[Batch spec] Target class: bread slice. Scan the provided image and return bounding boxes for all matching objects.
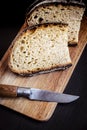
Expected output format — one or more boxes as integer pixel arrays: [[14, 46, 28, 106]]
[[8, 23, 72, 76], [26, 0, 85, 46]]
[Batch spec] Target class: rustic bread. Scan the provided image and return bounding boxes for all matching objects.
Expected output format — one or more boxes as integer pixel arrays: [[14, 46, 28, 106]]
[[26, 0, 85, 45], [8, 23, 72, 76]]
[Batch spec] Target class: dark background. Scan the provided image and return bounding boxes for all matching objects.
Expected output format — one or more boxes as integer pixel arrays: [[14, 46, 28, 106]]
[[0, 1, 87, 130]]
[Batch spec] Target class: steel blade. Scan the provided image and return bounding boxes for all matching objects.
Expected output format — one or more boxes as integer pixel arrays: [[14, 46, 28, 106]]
[[29, 88, 79, 103]]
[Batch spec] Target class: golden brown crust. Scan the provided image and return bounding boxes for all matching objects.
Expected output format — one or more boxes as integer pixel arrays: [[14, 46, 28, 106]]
[[9, 62, 72, 77]]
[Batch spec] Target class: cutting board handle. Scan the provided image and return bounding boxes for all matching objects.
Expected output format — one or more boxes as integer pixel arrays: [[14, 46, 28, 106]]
[[0, 84, 18, 97]]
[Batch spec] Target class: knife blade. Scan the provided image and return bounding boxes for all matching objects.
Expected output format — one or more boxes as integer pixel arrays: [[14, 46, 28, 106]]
[[0, 84, 79, 103]]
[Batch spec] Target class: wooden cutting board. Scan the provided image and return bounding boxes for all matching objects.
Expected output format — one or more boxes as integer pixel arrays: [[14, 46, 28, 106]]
[[0, 16, 87, 121]]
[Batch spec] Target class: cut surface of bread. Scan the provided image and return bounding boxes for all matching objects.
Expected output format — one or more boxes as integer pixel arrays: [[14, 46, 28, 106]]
[[8, 23, 72, 76], [26, 0, 85, 45]]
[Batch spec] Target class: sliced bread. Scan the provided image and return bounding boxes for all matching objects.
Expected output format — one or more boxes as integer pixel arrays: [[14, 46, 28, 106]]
[[8, 23, 72, 76], [26, 0, 85, 45]]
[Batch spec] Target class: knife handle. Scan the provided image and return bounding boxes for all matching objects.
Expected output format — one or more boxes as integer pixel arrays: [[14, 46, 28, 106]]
[[0, 84, 18, 97]]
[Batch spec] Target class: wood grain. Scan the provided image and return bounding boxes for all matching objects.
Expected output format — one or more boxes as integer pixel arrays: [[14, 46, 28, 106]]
[[0, 84, 17, 97], [0, 16, 87, 121]]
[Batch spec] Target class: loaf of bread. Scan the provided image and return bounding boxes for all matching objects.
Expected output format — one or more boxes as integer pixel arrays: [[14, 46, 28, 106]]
[[8, 23, 72, 76], [26, 0, 85, 45]]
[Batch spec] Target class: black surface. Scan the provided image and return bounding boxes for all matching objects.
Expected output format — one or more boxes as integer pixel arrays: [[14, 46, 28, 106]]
[[0, 1, 87, 130]]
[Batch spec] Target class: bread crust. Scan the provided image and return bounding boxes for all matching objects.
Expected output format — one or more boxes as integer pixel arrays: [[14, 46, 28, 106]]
[[26, 0, 85, 19], [9, 62, 72, 77]]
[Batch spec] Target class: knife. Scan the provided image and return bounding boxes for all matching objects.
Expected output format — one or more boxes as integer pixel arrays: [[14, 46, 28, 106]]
[[0, 84, 79, 103]]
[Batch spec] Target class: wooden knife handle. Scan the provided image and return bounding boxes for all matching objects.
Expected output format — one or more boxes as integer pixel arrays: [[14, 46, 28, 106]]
[[0, 84, 18, 97]]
